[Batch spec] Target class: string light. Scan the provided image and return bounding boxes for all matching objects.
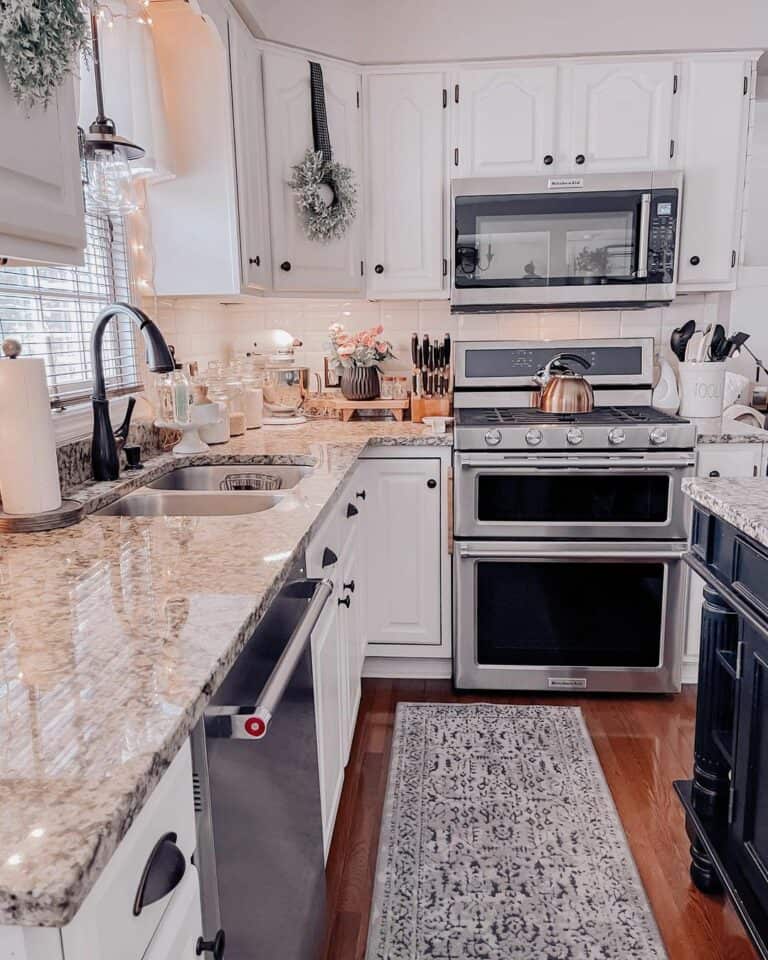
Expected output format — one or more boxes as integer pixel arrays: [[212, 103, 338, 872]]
[[92, 1, 153, 28]]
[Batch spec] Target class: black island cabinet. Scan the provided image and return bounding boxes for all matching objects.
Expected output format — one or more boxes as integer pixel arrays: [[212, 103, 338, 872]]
[[676, 506, 768, 959]]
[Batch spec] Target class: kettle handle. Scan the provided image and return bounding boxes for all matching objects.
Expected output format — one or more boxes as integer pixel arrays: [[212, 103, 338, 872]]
[[550, 352, 591, 371]]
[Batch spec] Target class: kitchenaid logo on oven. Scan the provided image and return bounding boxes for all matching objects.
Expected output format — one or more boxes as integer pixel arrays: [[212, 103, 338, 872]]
[[548, 177, 584, 190]]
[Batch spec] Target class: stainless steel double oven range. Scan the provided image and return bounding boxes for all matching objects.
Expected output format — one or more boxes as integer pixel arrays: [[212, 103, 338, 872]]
[[453, 338, 696, 694]]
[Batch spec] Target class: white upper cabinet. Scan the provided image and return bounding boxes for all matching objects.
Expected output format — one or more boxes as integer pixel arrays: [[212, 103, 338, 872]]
[[229, 16, 271, 290], [676, 58, 750, 291], [454, 66, 558, 177], [0, 72, 85, 265], [366, 72, 446, 299], [561, 61, 676, 172], [263, 50, 363, 294]]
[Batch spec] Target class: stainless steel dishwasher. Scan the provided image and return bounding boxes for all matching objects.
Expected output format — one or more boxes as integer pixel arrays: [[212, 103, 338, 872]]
[[191, 564, 333, 960]]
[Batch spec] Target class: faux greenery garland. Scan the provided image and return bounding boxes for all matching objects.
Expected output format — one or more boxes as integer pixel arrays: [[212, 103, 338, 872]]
[[289, 149, 357, 243], [0, 0, 91, 109]]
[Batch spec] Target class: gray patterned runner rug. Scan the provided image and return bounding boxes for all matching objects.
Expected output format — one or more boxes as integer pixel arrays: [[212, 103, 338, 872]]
[[365, 703, 667, 960]]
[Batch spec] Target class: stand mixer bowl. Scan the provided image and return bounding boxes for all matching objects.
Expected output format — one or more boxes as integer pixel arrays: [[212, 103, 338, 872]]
[[262, 365, 310, 418]]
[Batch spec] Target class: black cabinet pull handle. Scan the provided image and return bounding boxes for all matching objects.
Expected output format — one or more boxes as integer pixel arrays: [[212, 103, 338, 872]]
[[343, 580, 355, 593], [338, 595, 351, 608], [346, 503, 358, 518], [196, 930, 226, 960], [133, 832, 186, 916], [355, 490, 366, 500], [709, 470, 720, 477], [248, 256, 260, 266], [690, 255, 701, 266], [280, 261, 291, 271], [321, 547, 338, 568], [575, 154, 585, 165], [543, 154, 554, 165], [374, 264, 384, 274], [427, 478, 437, 489]]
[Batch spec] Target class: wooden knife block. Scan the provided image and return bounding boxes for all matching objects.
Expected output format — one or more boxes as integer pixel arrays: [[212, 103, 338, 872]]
[[410, 395, 452, 423]]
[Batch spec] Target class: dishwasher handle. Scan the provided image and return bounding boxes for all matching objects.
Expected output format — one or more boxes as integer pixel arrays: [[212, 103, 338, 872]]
[[206, 578, 333, 740]]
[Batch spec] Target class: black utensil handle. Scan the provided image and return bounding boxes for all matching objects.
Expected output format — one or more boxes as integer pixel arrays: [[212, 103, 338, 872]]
[[133, 832, 186, 916]]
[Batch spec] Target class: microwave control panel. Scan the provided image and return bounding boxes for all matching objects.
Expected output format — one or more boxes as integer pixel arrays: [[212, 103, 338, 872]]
[[647, 189, 679, 284]]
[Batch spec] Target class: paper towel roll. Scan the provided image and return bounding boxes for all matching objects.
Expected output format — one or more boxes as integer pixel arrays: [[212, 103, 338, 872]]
[[0, 358, 62, 515]]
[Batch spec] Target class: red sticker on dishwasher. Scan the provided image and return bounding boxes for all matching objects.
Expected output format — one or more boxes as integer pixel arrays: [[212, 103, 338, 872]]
[[244, 716, 267, 738]]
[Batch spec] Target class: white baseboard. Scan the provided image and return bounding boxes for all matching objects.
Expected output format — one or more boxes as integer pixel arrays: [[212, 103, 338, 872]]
[[682, 659, 699, 686], [363, 656, 453, 680]]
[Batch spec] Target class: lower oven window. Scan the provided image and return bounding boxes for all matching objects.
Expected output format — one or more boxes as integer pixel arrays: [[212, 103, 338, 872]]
[[476, 560, 664, 667], [477, 474, 670, 523]]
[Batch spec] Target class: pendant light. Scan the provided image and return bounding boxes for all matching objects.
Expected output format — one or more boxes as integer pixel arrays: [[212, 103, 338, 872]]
[[82, 11, 145, 214]]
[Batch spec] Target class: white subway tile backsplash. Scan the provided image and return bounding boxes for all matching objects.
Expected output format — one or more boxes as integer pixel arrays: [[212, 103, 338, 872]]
[[578, 311, 621, 339], [539, 312, 580, 340]]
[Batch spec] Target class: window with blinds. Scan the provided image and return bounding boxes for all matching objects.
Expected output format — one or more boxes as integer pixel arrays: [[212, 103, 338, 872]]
[[0, 208, 138, 407]]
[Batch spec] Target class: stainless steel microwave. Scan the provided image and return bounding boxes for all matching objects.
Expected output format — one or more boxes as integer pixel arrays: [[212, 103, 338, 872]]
[[451, 171, 683, 312]]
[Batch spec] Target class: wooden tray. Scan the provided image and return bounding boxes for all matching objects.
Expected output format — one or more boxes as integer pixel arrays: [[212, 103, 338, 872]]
[[308, 395, 410, 422]]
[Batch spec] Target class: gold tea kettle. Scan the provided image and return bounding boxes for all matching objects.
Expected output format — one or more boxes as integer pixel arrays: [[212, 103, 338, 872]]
[[536, 353, 594, 413]]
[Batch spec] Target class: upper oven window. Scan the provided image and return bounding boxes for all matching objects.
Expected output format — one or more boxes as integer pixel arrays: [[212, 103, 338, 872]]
[[477, 474, 670, 524], [455, 189, 645, 288]]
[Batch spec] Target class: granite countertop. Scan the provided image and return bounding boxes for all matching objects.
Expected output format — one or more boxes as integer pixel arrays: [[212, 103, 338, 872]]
[[683, 476, 768, 549], [696, 420, 768, 444], [0, 420, 449, 928]]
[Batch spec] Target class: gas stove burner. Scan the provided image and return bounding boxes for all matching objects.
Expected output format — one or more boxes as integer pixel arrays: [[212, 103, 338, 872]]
[[458, 405, 690, 428]]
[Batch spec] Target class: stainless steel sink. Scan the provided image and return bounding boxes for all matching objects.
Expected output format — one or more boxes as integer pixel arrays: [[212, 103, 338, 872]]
[[95, 491, 282, 517], [146, 465, 313, 492]]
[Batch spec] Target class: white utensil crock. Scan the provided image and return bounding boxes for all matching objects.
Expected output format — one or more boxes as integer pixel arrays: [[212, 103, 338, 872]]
[[678, 361, 726, 419]]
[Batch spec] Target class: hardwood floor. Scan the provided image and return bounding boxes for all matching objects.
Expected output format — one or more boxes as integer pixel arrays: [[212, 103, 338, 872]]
[[323, 679, 759, 960]]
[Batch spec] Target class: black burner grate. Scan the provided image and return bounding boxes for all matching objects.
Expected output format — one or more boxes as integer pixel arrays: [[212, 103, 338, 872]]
[[457, 406, 689, 427]]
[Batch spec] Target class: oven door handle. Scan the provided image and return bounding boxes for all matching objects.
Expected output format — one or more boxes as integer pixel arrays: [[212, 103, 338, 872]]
[[457, 545, 687, 561], [457, 457, 694, 470], [636, 192, 651, 279]]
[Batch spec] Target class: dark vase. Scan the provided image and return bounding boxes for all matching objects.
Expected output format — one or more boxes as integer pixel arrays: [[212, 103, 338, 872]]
[[340, 366, 380, 401]]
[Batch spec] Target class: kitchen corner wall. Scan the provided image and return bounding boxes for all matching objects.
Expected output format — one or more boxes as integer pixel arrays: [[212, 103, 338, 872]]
[[152, 294, 729, 381]]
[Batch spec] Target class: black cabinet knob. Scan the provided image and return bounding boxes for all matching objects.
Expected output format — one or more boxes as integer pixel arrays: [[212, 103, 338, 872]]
[[321, 547, 338, 568], [196, 930, 226, 960], [280, 261, 291, 271], [343, 580, 355, 593], [709, 470, 720, 477], [133, 833, 186, 916], [338, 595, 351, 608], [346, 503, 359, 518], [374, 264, 384, 274], [427, 478, 437, 489], [543, 154, 554, 165], [690, 255, 701, 266], [355, 490, 367, 500], [248, 256, 260, 266], [575, 154, 585, 165]]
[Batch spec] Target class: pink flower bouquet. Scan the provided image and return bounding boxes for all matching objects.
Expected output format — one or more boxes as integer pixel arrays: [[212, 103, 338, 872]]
[[327, 323, 395, 371]]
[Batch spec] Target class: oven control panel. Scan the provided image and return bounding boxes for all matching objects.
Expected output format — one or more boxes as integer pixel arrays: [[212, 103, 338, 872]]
[[647, 189, 679, 285]]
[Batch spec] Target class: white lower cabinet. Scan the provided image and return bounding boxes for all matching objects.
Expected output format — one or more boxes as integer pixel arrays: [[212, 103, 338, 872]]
[[142, 868, 203, 960], [358, 458, 442, 651], [685, 443, 765, 672]]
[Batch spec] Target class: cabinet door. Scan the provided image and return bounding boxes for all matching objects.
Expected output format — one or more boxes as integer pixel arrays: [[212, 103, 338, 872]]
[[311, 600, 346, 858], [562, 61, 675, 172], [0, 74, 85, 264], [677, 59, 750, 291], [263, 51, 363, 293], [731, 621, 768, 904], [142, 869, 203, 960], [228, 16, 271, 290], [363, 459, 442, 648], [338, 545, 362, 760], [366, 72, 446, 298], [455, 66, 557, 177]]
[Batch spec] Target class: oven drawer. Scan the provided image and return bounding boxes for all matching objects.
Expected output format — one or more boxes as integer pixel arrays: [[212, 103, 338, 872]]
[[454, 452, 693, 540], [454, 540, 686, 693]]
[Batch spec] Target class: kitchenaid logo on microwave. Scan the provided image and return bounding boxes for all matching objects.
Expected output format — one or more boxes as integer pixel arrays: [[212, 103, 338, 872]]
[[547, 177, 584, 190]]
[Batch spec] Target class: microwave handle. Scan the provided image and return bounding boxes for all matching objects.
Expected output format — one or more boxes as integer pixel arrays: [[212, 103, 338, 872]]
[[636, 193, 651, 279]]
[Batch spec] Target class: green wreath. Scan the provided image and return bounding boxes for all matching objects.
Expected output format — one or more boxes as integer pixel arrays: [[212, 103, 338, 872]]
[[289, 149, 358, 243], [0, 0, 91, 109]]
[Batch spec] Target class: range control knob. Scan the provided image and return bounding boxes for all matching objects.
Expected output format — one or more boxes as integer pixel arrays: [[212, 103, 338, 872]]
[[566, 428, 583, 446], [525, 428, 543, 447], [608, 428, 626, 446], [650, 427, 669, 446], [484, 429, 502, 447]]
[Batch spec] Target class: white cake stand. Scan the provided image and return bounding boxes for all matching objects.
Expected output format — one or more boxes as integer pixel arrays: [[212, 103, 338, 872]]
[[156, 404, 221, 455]]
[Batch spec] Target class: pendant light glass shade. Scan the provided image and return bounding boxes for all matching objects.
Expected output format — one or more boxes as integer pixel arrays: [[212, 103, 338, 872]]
[[82, 12, 145, 215]]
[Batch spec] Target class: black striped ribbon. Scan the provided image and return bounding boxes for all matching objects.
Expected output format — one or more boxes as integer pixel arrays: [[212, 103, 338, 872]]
[[309, 61, 333, 163]]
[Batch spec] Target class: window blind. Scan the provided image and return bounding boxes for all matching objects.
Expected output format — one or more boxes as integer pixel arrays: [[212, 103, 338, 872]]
[[0, 208, 138, 407]]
